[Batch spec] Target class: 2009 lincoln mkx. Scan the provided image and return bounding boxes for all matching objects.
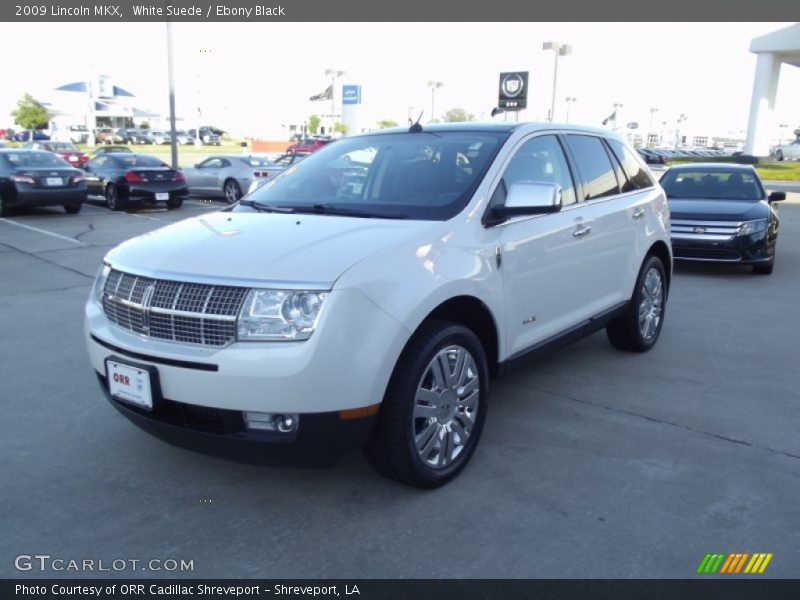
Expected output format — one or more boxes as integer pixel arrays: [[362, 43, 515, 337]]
[[85, 123, 672, 488]]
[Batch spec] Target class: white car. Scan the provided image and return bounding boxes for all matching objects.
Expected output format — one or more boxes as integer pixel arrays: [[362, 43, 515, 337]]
[[85, 123, 672, 488], [773, 137, 800, 161]]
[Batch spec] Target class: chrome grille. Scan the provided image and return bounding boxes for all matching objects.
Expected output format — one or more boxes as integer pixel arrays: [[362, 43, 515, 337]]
[[102, 269, 248, 346], [671, 219, 742, 241]]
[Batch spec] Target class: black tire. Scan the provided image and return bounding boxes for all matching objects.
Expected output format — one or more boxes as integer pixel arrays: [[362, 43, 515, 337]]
[[223, 179, 242, 204], [105, 184, 123, 211], [775, 150, 784, 162], [364, 320, 490, 488], [607, 255, 667, 352], [166, 197, 183, 210], [753, 262, 774, 275], [63, 204, 82, 214], [0, 193, 8, 217]]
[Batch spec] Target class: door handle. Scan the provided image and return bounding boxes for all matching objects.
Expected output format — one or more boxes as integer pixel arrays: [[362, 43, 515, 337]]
[[632, 207, 646, 219], [573, 224, 592, 238]]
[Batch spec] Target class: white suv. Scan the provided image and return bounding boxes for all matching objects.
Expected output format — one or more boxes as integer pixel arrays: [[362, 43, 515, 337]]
[[85, 123, 671, 488]]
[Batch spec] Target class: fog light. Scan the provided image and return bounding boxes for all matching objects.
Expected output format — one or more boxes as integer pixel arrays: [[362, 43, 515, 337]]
[[243, 411, 299, 433]]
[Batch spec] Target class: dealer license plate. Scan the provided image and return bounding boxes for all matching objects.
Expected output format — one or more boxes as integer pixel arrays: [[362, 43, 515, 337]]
[[45, 177, 63, 186], [156, 192, 169, 200], [106, 359, 153, 410]]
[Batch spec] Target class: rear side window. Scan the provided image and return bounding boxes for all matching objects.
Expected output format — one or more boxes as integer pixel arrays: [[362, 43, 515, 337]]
[[564, 135, 620, 200], [607, 138, 654, 191]]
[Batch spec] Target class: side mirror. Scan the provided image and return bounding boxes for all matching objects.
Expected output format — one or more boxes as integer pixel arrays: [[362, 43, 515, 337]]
[[492, 182, 563, 219], [768, 191, 786, 202]]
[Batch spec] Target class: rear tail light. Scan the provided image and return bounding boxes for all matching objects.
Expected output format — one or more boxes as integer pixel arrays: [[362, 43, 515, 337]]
[[124, 171, 147, 183], [11, 174, 36, 185], [172, 171, 185, 182]]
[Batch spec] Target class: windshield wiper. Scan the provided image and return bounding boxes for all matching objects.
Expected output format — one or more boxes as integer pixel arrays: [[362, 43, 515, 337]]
[[285, 203, 408, 220], [238, 199, 295, 213]]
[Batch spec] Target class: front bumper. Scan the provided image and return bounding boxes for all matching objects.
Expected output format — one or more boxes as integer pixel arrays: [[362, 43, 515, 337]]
[[671, 232, 775, 264], [97, 373, 376, 466]]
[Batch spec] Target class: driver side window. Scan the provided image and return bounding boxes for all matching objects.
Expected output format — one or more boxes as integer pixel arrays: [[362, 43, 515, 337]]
[[490, 135, 577, 210], [199, 158, 224, 169]]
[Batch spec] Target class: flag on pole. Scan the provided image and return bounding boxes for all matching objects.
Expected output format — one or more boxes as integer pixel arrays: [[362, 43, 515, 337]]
[[309, 85, 333, 102], [602, 110, 617, 126]]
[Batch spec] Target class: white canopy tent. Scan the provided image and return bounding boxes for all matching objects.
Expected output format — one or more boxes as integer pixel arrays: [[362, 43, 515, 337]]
[[744, 23, 800, 156]]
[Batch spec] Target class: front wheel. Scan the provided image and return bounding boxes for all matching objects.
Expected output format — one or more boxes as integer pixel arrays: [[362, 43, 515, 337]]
[[607, 255, 667, 352], [364, 321, 489, 488]]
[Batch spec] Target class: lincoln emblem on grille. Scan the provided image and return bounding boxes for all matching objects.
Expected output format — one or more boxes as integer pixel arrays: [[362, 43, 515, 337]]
[[140, 283, 156, 333], [693, 227, 707, 234]]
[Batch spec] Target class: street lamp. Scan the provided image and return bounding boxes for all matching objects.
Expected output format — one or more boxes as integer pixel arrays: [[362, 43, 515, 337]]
[[543, 41, 572, 122], [565, 96, 577, 123], [427, 81, 444, 122], [325, 68, 345, 134], [675, 113, 688, 149], [612, 103, 624, 130]]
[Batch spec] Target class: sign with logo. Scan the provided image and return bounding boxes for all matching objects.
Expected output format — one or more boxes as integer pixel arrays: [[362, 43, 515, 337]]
[[498, 72, 529, 110], [342, 84, 361, 105]]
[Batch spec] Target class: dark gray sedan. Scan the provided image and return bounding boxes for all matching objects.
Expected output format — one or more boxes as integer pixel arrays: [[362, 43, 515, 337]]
[[184, 154, 306, 203], [0, 149, 87, 216]]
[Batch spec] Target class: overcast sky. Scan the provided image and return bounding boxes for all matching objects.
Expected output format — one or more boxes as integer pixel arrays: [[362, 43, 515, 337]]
[[0, 22, 797, 138]]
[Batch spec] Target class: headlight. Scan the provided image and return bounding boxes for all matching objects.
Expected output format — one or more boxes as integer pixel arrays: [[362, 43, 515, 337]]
[[237, 289, 326, 341], [93, 263, 111, 302], [737, 219, 768, 236]]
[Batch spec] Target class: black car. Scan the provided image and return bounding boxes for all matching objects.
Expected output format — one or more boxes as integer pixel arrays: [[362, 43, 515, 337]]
[[121, 129, 153, 145], [661, 164, 785, 274], [84, 153, 188, 211], [0, 149, 87, 215], [92, 146, 133, 157]]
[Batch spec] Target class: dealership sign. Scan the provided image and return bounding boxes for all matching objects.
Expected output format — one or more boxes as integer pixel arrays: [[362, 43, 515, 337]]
[[498, 72, 529, 110], [342, 85, 361, 105]]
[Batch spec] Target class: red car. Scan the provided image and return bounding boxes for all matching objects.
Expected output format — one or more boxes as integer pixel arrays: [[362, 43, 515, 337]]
[[24, 141, 90, 168], [286, 136, 333, 154]]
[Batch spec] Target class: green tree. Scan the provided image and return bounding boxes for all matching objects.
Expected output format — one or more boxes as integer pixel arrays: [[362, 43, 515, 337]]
[[333, 122, 348, 135], [139, 120, 151, 129], [443, 108, 475, 123], [307, 115, 321, 135], [12, 93, 51, 141], [377, 119, 398, 129]]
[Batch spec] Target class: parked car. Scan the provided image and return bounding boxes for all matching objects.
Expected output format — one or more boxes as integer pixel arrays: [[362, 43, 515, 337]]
[[773, 137, 800, 161], [92, 146, 133, 157], [13, 130, 50, 142], [287, 136, 333, 154], [187, 128, 221, 145], [85, 122, 672, 487], [123, 129, 154, 145], [184, 155, 295, 203], [0, 149, 87, 215], [23, 141, 90, 168], [84, 153, 187, 211], [96, 128, 126, 145], [661, 163, 784, 274], [174, 130, 195, 145], [246, 153, 310, 195], [149, 130, 171, 145], [53, 124, 90, 144], [637, 148, 666, 165]]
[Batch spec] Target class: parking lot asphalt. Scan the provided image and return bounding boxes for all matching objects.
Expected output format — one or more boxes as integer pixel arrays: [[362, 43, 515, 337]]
[[1, 194, 799, 579]]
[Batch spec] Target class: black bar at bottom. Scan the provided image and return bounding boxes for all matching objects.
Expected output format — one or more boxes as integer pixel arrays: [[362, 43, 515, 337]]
[[3, 579, 800, 600]]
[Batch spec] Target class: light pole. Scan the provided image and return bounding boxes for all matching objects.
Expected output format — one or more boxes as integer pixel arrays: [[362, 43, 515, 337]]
[[565, 96, 577, 123], [325, 68, 345, 134], [427, 81, 444, 122], [166, 22, 178, 168], [612, 103, 624, 131], [648, 107, 658, 147], [675, 113, 688, 149], [543, 41, 572, 122]]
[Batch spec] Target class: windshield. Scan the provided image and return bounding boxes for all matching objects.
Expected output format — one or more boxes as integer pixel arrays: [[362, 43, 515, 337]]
[[114, 155, 169, 168], [660, 169, 764, 201], [3, 151, 69, 168], [243, 131, 507, 220]]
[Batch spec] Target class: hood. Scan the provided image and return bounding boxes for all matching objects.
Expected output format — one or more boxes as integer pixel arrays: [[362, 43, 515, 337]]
[[106, 210, 434, 288], [668, 198, 769, 222]]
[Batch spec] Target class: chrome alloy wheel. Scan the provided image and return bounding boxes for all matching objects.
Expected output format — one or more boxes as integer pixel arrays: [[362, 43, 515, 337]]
[[413, 345, 480, 469], [638, 267, 664, 342]]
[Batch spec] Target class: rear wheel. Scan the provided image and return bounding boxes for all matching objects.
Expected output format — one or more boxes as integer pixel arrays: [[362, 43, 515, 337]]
[[364, 321, 489, 488], [105, 184, 122, 211], [166, 197, 183, 210], [224, 179, 242, 204], [63, 204, 82, 214], [607, 255, 667, 352]]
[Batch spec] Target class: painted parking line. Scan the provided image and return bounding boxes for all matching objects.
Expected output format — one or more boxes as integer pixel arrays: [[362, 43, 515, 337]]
[[0, 218, 87, 247], [186, 200, 223, 209]]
